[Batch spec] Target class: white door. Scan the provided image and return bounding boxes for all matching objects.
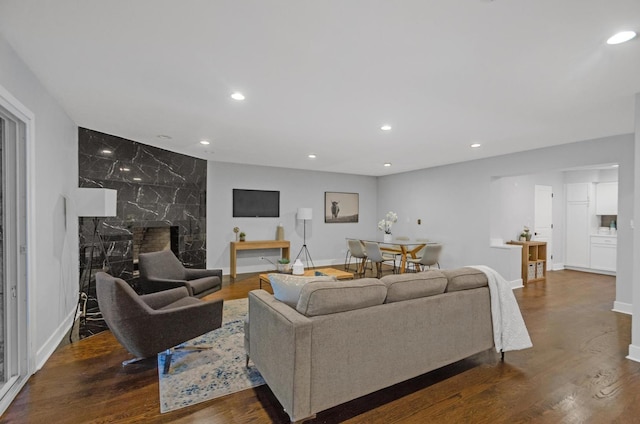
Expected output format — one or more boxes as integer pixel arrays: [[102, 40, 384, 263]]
[[534, 185, 553, 268]]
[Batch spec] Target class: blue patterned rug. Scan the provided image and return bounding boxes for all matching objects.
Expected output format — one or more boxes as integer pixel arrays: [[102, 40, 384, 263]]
[[158, 298, 265, 413]]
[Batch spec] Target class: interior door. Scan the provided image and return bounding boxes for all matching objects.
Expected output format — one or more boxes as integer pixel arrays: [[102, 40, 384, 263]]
[[534, 185, 553, 268]]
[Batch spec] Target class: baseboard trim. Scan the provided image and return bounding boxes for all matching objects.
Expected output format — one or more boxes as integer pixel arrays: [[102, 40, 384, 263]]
[[613, 301, 633, 315], [510, 278, 524, 290], [36, 306, 76, 371], [627, 344, 640, 363]]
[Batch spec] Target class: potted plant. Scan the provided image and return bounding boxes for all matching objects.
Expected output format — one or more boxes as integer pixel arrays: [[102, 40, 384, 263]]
[[233, 226, 240, 241], [520, 226, 531, 242], [378, 211, 398, 243], [277, 258, 291, 273], [239, 232, 246, 242]]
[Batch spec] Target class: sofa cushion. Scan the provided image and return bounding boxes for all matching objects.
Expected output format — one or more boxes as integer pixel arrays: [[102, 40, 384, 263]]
[[381, 270, 448, 303], [268, 274, 336, 308], [296, 278, 387, 317], [442, 267, 488, 292]]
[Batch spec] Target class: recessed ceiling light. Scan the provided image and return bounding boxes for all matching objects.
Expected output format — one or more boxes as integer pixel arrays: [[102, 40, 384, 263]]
[[384, 163, 392, 167], [101, 149, 112, 154], [199, 140, 210, 145], [607, 31, 637, 45], [157, 134, 172, 139], [231, 92, 245, 100], [308, 154, 317, 159], [380, 125, 392, 131], [133, 177, 142, 181], [119, 167, 130, 172], [470, 143, 482, 148]]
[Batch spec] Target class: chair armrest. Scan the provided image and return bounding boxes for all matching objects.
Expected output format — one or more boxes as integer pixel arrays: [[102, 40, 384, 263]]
[[140, 287, 190, 309], [184, 268, 223, 280], [141, 277, 193, 296], [133, 298, 224, 357]]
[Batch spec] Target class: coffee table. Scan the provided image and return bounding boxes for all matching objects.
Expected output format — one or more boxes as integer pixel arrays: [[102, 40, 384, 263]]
[[259, 267, 354, 289]]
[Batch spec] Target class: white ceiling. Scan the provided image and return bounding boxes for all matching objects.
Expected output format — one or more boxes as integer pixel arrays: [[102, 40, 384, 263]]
[[1, 0, 639, 176]]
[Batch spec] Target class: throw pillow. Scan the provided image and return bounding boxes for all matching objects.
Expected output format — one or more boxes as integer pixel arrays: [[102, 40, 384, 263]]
[[267, 273, 336, 308]]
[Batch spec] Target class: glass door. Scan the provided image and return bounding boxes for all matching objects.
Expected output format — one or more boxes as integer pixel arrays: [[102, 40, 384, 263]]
[[0, 108, 26, 407], [0, 117, 5, 388]]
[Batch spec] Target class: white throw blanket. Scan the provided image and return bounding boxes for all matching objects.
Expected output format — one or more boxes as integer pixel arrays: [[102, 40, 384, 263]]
[[470, 265, 533, 352]]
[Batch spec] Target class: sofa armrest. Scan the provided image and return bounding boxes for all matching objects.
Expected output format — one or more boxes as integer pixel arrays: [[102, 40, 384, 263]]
[[248, 290, 314, 422], [184, 268, 222, 280], [141, 277, 193, 296], [140, 286, 190, 310]]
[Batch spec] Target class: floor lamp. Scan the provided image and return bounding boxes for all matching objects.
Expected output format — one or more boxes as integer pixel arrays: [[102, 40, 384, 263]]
[[295, 207, 315, 269], [75, 188, 117, 329]]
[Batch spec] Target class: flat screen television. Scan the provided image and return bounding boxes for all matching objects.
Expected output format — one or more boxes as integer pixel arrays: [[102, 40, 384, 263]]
[[233, 189, 280, 218]]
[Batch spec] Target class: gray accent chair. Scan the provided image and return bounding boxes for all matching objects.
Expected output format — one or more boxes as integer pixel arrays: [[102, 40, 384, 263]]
[[138, 250, 222, 298], [95, 272, 223, 370]]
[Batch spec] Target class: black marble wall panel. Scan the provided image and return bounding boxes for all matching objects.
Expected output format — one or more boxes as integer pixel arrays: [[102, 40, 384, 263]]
[[78, 128, 207, 293]]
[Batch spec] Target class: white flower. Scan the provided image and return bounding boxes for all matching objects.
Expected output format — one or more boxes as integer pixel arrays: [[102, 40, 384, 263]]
[[377, 211, 398, 234]]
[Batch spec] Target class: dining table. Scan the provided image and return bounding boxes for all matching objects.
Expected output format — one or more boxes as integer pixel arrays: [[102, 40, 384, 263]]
[[350, 237, 437, 274]]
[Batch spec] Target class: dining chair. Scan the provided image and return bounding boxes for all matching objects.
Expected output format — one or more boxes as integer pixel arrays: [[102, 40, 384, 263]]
[[347, 239, 370, 276], [405, 238, 428, 272], [363, 241, 397, 278], [406, 243, 442, 272]]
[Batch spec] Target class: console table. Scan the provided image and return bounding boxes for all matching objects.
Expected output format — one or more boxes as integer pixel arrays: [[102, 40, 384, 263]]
[[230, 240, 290, 279]]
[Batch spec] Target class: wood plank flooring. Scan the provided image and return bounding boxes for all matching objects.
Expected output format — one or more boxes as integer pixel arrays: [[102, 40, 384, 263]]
[[3, 269, 640, 423]]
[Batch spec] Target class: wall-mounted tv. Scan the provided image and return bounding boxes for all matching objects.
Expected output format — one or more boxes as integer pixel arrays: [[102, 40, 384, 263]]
[[233, 189, 280, 218]]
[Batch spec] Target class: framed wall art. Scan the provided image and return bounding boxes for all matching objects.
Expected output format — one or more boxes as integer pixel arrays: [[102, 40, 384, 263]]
[[324, 192, 359, 223]]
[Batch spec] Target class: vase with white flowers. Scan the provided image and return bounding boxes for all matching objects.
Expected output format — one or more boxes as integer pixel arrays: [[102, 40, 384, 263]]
[[378, 211, 398, 243]]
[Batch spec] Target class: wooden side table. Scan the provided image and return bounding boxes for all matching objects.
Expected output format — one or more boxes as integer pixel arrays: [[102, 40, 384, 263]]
[[230, 240, 290, 279], [506, 240, 547, 284]]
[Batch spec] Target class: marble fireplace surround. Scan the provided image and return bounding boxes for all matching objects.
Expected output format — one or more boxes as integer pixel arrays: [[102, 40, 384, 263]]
[[78, 128, 207, 292]]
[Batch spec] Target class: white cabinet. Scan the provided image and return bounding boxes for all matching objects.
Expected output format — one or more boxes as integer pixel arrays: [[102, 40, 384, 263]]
[[566, 183, 590, 202], [595, 182, 618, 215], [590, 236, 617, 272], [565, 202, 591, 267]]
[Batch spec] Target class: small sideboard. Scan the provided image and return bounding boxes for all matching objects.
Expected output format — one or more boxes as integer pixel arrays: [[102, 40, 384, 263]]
[[230, 240, 290, 279]]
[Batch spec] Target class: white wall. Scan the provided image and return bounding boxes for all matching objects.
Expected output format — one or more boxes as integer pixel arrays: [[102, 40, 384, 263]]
[[489, 172, 565, 266], [206, 161, 377, 274], [377, 134, 634, 308], [0, 36, 78, 367]]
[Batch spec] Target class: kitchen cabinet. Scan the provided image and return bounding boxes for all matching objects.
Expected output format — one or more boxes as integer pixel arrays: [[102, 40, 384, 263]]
[[566, 183, 590, 203], [565, 183, 593, 269], [595, 182, 618, 215], [590, 235, 617, 272]]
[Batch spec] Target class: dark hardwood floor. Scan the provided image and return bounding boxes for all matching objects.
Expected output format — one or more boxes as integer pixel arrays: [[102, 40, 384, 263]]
[[3, 268, 640, 423]]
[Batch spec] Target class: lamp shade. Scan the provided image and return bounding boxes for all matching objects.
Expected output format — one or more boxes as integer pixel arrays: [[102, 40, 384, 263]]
[[76, 188, 117, 217], [297, 207, 312, 220]]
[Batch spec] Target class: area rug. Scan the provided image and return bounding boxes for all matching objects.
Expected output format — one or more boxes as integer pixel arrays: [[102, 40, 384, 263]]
[[158, 298, 265, 413]]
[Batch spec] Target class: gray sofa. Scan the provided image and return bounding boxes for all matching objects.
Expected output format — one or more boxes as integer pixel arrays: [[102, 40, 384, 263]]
[[247, 268, 496, 423]]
